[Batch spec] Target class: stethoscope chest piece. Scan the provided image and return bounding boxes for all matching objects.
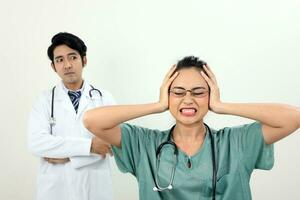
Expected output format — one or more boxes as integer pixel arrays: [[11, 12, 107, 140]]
[[152, 123, 217, 200]]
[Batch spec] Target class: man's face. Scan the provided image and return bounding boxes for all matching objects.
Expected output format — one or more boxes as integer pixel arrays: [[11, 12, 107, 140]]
[[51, 44, 86, 90]]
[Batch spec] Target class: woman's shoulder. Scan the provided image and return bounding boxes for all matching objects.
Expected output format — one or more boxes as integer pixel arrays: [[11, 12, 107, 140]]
[[218, 121, 260, 132], [213, 121, 262, 140], [120, 123, 170, 141]]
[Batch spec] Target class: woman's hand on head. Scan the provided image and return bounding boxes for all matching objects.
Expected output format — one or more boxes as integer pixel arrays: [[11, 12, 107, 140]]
[[159, 65, 179, 111], [200, 64, 222, 113]]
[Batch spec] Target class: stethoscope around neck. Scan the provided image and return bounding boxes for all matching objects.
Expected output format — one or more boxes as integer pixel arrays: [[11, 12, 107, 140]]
[[49, 85, 102, 134], [153, 123, 217, 200]]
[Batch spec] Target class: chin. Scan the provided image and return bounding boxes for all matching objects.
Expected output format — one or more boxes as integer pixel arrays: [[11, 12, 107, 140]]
[[176, 117, 202, 126], [65, 78, 79, 84]]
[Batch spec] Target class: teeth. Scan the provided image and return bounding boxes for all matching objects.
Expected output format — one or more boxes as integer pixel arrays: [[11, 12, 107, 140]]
[[180, 108, 196, 114]]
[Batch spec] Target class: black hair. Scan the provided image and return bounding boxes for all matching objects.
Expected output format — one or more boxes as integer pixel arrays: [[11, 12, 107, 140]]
[[47, 32, 87, 62], [176, 56, 207, 72]]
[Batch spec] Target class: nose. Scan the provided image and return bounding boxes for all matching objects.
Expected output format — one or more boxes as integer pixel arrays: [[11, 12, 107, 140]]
[[182, 92, 194, 104], [63, 58, 72, 69]]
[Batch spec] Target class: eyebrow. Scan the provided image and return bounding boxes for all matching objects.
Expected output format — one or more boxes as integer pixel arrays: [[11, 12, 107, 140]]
[[172, 86, 207, 90], [54, 52, 78, 60]]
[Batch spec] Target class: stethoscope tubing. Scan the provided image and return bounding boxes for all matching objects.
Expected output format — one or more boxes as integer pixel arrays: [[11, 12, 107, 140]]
[[49, 85, 102, 134], [153, 123, 217, 200]]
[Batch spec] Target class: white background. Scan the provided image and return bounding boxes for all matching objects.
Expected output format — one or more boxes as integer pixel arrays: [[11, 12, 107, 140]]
[[0, 0, 299, 199]]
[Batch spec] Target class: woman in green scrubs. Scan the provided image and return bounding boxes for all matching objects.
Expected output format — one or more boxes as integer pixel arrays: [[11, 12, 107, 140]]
[[83, 56, 300, 200]]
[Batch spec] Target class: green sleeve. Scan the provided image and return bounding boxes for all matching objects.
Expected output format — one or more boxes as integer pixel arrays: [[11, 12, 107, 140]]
[[111, 123, 148, 176], [233, 122, 274, 171]]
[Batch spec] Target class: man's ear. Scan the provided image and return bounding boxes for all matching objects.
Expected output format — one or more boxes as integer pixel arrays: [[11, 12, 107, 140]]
[[82, 56, 87, 68], [51, 62, 57, 72]]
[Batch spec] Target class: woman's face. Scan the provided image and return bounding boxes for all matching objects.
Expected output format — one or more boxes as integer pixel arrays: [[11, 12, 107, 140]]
[[169, 67, 209, 126]]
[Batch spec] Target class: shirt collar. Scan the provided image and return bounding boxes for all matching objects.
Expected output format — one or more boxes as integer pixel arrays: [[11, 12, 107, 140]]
[[61, 80, 86, 94]]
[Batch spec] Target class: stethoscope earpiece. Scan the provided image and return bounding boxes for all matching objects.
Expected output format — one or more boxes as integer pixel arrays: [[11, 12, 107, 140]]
[[49, 85, 102, 135]]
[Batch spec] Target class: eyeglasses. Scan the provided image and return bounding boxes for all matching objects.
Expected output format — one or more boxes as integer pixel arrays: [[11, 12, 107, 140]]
[[169, 87, 209, 98]]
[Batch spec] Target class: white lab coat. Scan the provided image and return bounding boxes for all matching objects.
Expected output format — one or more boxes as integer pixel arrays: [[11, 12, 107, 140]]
[[28, 81, 115, 200]]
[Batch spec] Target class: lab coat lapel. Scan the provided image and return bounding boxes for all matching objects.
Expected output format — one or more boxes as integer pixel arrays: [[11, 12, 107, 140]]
[[54, 82, 76, 114], [77, 83, 93, 117]]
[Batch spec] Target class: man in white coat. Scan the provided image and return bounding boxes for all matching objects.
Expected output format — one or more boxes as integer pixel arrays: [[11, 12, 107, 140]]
[[28, 32, 114, 200]]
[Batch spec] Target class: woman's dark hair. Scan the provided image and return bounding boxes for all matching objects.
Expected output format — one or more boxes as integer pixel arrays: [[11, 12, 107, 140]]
[[176, 56, 207, 72], [47, 32, 87, 62]]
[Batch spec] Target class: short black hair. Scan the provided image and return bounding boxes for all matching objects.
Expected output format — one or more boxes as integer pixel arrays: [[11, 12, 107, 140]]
[[176, 56, 206, 71], [47, 32, 87, 62]]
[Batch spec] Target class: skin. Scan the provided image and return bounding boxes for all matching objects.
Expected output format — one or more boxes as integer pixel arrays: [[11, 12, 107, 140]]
[[51, 44, 86, 90], [200, 65, 300, 144], [168, 67, 210, 155], [169, 68, 210, 126], [44, 44, 112, 164], [83, 64, 300, 156]]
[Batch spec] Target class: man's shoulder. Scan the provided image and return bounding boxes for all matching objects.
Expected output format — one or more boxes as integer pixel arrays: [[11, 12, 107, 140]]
[[85, 83, 111, 95], [85, 83, 115, 102], [34, 84, 60, 102]]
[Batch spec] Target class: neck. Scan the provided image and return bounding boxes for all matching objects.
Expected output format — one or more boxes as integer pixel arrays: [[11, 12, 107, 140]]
[[64, 80, 83, 91], [173, 122, 206, 142]]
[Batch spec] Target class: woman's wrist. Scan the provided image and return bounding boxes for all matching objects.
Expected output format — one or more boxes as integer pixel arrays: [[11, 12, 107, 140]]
[[154, 102, 168, 113], [210, 101, 225, 114]]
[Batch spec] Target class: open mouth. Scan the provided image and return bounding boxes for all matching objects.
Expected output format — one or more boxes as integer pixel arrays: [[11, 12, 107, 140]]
[[179, 108, 197, 116]]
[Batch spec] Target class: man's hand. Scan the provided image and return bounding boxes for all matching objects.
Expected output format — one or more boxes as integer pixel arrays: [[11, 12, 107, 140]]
[[44, 157, 70, 164], [91, 137, 113, 157]]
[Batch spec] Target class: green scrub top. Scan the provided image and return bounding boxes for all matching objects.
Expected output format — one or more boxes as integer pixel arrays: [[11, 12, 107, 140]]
[[112, 122, 274, 200]]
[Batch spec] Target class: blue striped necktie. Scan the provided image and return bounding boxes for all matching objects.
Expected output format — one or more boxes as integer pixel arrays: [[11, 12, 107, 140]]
[[68, 90, 81, 113]]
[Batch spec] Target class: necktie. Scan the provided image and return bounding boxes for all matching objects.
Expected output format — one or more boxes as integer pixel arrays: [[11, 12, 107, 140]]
[[68, 90, 81, 113]]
